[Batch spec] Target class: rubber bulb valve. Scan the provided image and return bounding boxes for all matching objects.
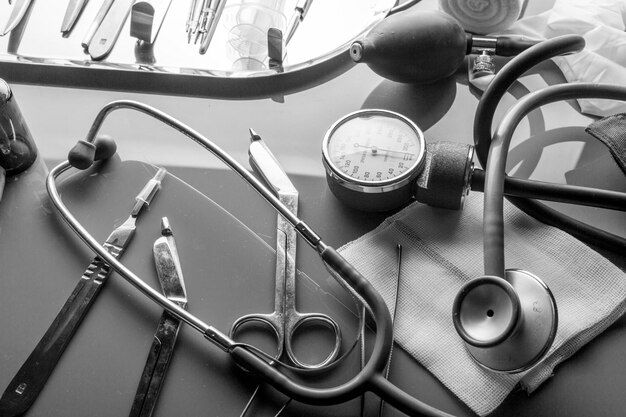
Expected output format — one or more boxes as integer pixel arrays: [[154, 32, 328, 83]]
[[68, 140, 96, 170], [350, 9, 467, 84], [452, 271, 558, 373], [0, 79, 38, 175]]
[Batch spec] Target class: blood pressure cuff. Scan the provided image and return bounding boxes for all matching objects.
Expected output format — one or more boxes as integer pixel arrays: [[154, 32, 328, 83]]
[[585, 113, 626, 176], [338, 192, 626, 416]]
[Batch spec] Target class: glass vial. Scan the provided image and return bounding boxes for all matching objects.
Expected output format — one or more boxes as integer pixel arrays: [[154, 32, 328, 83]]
[[0, 79, 38, 175]]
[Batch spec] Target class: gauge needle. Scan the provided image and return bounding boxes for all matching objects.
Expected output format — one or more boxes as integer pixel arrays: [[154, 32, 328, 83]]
[[353, 143, 414, 158]]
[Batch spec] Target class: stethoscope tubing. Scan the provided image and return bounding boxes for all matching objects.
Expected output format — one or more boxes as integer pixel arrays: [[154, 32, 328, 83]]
[[470, 169, 626, 212], [483, 82, 626, 278], [475, 34, 626, 254]]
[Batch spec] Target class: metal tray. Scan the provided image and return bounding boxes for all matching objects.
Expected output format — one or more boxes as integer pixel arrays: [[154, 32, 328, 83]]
[[0, 0, 395, 98]]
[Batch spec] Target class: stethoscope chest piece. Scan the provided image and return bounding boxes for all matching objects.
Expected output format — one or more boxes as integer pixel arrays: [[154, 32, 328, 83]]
[[452, 270, 558, 373]]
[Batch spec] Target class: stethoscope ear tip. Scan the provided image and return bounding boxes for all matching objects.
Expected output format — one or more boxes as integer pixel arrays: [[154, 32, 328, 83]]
[[68, 135, 117, 169], [68, 140, 96, 169], [93, 134, 117, 162]]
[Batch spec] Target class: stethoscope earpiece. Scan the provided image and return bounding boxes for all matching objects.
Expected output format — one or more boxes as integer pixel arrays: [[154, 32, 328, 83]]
[[453, 270, 558, 373], [68, 135, 117, 170]]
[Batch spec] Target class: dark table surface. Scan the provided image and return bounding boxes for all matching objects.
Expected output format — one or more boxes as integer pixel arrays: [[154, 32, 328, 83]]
[[1, 1, 626, 415]]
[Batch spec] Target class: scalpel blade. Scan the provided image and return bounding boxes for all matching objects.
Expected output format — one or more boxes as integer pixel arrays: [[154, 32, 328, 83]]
[[0, 0, 33, 37], [129, 217, 187, 417], [0, 168, 166, 417]]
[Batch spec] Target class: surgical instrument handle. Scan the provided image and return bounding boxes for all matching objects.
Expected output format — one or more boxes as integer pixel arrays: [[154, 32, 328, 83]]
[[82, 0, 115, 49], [248, 129, 297, 195]]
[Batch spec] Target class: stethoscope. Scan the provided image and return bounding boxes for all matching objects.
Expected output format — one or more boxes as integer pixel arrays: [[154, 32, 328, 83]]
[[45, 34, 626, 416]]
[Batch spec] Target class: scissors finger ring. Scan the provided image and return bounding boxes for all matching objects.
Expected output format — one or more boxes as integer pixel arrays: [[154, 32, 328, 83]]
[[284, 312, 341, 369]]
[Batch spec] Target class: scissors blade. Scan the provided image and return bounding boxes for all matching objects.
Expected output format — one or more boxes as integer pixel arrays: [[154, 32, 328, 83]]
[[0, 169, 166, 417], [1, 0, 33, 36], [248, 129, 298, 314], [129, 217, 186, 417], [61, 0, 89, 36]]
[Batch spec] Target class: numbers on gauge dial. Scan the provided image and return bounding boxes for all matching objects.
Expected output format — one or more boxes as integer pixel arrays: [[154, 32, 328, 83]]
[[328, 115, 421, 182]]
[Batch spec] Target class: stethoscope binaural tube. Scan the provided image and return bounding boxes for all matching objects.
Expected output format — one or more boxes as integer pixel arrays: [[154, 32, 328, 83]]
[[483, 82, 626, 277], [46, 101, 454, 416], [474, 34, 626, 254]]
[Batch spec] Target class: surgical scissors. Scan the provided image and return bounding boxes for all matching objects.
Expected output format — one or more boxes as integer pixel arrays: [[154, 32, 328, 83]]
[[230, 129, 341, 370]]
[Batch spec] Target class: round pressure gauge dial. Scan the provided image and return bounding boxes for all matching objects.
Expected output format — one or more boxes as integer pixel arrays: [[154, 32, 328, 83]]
[[322, 109, 426, 212]]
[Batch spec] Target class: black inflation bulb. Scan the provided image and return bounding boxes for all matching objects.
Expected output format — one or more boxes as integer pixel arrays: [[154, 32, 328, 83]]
[[350, 9, 467, 84]]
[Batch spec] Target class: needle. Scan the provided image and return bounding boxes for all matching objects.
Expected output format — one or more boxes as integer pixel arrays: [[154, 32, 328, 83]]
[[360, 244, 403, 417], [379, 244, 403, 417], [353, 143, 414, 158]]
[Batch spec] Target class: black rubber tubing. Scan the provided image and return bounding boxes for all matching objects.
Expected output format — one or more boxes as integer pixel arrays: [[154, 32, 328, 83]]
[[473, 34, 626, 255]]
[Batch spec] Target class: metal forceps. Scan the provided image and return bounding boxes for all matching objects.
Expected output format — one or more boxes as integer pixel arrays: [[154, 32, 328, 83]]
[[230, 130, 342, 371]]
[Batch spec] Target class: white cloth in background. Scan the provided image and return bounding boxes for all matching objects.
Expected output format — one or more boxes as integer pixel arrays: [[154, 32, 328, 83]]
[[501, 0, 626, 117], [338, 192, 626, 416], [439, 0, 524, 34]]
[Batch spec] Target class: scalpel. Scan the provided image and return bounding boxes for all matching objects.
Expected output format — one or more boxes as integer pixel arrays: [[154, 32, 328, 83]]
[[128, 217, 187, 417], [0, 168, 166, 417]]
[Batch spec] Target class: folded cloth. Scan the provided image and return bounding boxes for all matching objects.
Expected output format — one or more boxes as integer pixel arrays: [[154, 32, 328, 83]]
[[338, 192, 626, 416], [439, 0, 524, 35], [500, 0, 626, 117]]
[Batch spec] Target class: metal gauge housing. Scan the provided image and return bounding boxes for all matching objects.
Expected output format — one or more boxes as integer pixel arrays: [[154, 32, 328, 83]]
[[322, 109, 426, 212]]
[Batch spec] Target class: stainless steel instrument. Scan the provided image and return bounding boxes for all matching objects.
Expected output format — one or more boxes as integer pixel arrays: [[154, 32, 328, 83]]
[[61, 0, 89, 37], [229, 129, 342, 416], [130, 0, 172, 44], [230, 129, 341, 370], [129, 216, 187, 417], [0, 168, 166, 417], [86, 0, 135, 60], [0, 0, 33, 36], [284, 0, 313, 45]]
